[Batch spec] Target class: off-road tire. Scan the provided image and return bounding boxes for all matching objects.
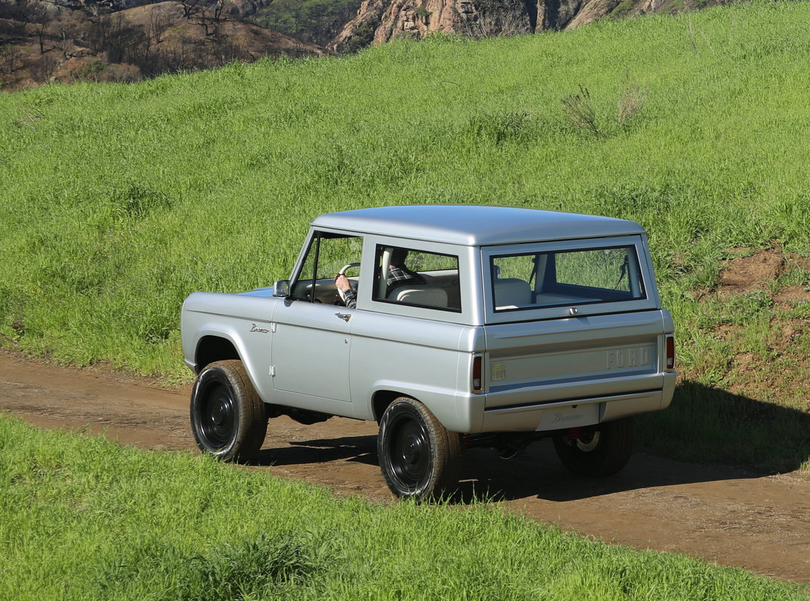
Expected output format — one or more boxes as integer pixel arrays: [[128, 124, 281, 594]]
[[552, 416, 635, 477], [190, 360, 267, 462], [378, 396, 462, 500]]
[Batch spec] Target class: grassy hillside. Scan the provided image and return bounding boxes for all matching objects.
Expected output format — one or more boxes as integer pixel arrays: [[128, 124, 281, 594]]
[[2, 415, 808, 600], [2, 2, 810, 463]]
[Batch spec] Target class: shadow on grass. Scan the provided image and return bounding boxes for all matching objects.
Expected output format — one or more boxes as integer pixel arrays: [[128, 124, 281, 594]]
[[249, 380, 810, 504], [636, 380, 810, 473]]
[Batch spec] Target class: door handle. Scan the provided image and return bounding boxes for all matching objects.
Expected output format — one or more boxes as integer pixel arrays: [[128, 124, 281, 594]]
[[335, 313, 351, 322]]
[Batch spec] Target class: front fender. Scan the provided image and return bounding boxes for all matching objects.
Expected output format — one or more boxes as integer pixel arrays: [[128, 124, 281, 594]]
[[181, 292, 279, 400]]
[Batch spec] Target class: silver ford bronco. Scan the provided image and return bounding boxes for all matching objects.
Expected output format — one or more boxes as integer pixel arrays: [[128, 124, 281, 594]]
[[181, 205, 676, 499]]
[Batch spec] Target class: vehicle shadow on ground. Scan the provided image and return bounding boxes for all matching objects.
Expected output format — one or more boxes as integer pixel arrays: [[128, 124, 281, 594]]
[[456, 381, 810, 504], [453, 442, 755, 504], [251, 382, 810, 504], [253, 435, 378, 468]]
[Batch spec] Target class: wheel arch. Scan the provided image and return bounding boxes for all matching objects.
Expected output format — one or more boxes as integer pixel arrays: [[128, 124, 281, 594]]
[[372, 390, 405, 423], [369, 386, 471, 432], [195, 334, 242, 374]]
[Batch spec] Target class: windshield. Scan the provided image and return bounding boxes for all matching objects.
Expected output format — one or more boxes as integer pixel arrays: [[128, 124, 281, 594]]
[[491, 245, 646, 312]]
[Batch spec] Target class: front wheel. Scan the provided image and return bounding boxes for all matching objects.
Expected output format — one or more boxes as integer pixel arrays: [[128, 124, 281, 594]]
[[190, 360, 268, 462], [378, 397, 461, 500], [552, 417, 635, 477]]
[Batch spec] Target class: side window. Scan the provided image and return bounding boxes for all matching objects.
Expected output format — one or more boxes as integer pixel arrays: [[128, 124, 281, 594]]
[[292, 233, 362, 304], [372, 245, 461, 312]]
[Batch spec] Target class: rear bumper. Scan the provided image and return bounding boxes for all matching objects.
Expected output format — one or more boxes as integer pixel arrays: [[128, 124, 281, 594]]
[[479, 371, 676, 432]]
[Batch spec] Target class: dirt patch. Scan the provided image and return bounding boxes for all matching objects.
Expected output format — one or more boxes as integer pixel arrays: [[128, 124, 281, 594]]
[[716, 247, 810, 304], [776, 285, 810, 305], [693, 248, 810, 404], [1, 350, 810, 583], [717, 247, 784, 295]]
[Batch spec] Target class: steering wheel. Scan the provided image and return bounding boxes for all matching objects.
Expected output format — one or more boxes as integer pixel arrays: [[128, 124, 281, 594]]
[[338, 262, 361, 276], [335, 263, 361, 306]]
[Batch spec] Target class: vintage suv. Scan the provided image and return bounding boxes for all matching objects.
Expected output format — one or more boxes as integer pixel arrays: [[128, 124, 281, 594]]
[[181, 205, 676, 499]]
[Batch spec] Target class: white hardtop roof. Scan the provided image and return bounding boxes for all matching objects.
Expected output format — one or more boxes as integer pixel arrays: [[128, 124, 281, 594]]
[[311, 205, 645, 246]]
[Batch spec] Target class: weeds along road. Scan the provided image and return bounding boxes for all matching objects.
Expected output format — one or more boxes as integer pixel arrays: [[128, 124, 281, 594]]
[[1, 350, 809, 584]]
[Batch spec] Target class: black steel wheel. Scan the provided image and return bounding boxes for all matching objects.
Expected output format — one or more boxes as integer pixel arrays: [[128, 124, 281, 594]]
[[552, 416, 635, 477], [378, 397, 461, 500], [190, 360, 267, 462]]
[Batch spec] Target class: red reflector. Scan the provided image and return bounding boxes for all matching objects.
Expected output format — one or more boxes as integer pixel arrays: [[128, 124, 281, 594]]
[[666, 336, 675, 370], [472, 356, 483, 393]]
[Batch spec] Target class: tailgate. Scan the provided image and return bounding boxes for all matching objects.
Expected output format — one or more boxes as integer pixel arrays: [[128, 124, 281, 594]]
[[483, 310, 668, 409]]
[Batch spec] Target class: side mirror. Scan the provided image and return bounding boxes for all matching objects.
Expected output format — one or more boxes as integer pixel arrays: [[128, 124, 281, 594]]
[[273, 280, 290, 298]]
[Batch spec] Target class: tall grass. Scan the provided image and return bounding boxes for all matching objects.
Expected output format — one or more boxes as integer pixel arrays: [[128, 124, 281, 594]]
[[1, 415, 807, 600]]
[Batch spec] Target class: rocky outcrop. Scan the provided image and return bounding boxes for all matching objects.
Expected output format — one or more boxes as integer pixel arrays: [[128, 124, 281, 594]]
[[330, 0, 723, 52], [330, 0, 534, 52]]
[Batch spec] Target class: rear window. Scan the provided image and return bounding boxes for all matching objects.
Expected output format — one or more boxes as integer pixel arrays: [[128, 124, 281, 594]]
[[491, 246, 646, 312]]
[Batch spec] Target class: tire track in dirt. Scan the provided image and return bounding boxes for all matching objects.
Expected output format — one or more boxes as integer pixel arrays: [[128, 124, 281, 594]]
[[1, 350, 808, 583]]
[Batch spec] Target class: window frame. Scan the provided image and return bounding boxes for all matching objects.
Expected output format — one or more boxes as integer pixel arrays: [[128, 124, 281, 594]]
[[289, 230, 363, 304], [481, 235, 660, 324]]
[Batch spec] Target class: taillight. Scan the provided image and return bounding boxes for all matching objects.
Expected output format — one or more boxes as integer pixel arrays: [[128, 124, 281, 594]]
[[665, 335, 676, 370], [472, 355, 483, 393]]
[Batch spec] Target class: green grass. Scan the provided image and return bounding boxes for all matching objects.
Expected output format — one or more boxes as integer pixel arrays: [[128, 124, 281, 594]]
[[1, 415, 807, 600], [3, 1, 810, 468]]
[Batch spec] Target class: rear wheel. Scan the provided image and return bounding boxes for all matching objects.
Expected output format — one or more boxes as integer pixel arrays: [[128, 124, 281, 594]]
[[190, 360, 267, 462], [378, 397, 461, 500], [552, 417, 635, 476]]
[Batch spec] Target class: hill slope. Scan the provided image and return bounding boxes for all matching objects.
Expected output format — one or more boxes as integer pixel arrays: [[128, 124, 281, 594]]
[[1, 1, 810, 412], [0, 0, 325, 90]]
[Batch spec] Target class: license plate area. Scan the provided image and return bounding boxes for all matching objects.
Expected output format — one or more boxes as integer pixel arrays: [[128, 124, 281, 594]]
[[535, 403, 600, 431]]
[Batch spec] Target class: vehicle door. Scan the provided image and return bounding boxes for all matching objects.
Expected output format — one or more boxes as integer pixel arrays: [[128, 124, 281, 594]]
[[271, 231, 362, 411]]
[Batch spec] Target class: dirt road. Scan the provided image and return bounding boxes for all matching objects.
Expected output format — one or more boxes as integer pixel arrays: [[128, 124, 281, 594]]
[[1, 350, 808, 584]]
